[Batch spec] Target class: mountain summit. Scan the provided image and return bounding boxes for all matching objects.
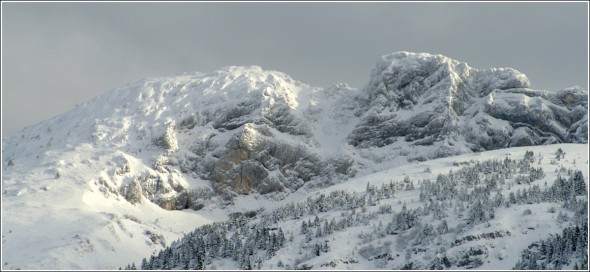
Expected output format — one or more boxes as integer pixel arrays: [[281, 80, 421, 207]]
[[352, 52, 587, 158], [3, 52, 587, 200]]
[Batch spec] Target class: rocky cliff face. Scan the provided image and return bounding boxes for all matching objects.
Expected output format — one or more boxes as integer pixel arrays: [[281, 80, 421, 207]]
[[350, 52, 587, 161], [2, 52, 587, 209]]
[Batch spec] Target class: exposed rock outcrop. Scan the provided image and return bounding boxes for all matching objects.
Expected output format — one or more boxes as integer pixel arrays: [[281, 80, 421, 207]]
[[2, 52, 586, 208], [350, 52, 587, 161]]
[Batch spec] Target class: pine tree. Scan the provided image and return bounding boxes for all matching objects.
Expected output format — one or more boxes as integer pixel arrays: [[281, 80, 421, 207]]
[[508, 191, 516, 205], [323, 240, 330, 252], [316, 226, 322, 238], [572, 171, 587, 196], [241, 254, 252, 270], [140, 258, 149, 270], [278, 228, 285, 247], [556, 148, 565, 160], [301, 220, 308, 234], [313, 243, 321, 256]]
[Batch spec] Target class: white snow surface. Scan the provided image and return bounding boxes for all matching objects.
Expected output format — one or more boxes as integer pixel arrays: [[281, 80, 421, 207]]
[[2, 143, 587, 269], [1, 52, 588, 269]]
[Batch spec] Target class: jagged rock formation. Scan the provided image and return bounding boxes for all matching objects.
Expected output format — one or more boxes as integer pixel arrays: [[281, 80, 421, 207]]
[[2, 52, 587, 209], [350, 52, 587, 161]]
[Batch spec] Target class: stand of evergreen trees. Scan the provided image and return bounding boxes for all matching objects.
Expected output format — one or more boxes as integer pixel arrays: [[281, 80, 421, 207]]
[[514, 221, 588, 270]]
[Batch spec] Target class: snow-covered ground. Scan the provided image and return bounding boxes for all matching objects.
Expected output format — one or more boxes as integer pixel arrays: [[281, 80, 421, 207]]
[[227, 144, 588, 270], [1, 52, 587, 270], [2, 143, 587, 269]]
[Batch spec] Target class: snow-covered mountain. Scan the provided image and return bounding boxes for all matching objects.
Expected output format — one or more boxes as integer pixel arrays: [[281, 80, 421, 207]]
[[1, 52, 588, 269]]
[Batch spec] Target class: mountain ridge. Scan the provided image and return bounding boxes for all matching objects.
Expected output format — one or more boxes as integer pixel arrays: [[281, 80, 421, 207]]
[[1, 51, 588, 270], [3, 52, 587, 199]]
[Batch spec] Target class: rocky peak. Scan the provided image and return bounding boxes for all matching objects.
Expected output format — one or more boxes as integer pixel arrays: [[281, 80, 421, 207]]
[[366, 52, 472, 112], [350, 52, 585, 161], [2, 52, 586, 208], [365, 52, 531, 114]]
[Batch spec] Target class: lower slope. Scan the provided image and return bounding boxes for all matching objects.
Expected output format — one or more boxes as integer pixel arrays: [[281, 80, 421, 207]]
[[4, 143, 586, 269]]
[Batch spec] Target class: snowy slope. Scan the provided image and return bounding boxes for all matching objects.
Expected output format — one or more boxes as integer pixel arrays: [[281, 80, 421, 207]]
[[2, 143, 588, 270], [134, 143, 589, 270], [1, 52, 588, 269]]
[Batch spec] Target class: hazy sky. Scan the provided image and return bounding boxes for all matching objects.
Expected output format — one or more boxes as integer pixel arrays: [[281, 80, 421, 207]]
[[2, 2, 588, 136]]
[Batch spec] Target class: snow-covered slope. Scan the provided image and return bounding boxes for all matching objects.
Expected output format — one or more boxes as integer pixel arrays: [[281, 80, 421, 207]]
[[1, 52, 588, 269], [133, 144, 588, 270], [3, 142, 588, 269]]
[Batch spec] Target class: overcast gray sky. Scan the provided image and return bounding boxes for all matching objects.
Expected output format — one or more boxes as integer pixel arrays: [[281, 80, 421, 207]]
[[2, 2, 588, 136]]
